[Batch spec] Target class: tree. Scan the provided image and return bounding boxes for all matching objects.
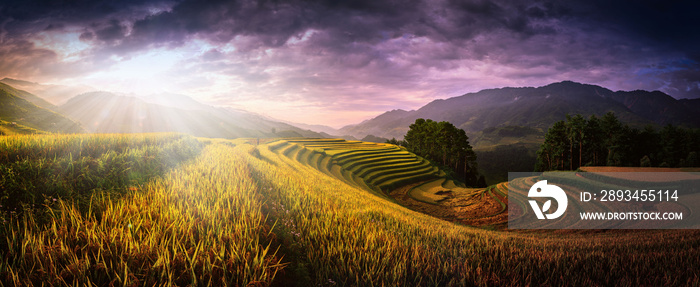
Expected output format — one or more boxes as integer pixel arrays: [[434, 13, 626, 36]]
[[685, 152, 698, 167], [600, 112, 624, 166], [659, 124, 689, 167], [640, 155, 652, 167], [535, 120, 568, 171], [386, 138, 407, 147], [403, 118, 482, 187], [584, 115, 605, 166], [537, 112, 700, 171], [566, 114, 586, 169], [632, 125, 659, 166]]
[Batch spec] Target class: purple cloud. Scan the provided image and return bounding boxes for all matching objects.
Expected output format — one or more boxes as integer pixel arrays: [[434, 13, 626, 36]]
[[0, 0, 699, 126]]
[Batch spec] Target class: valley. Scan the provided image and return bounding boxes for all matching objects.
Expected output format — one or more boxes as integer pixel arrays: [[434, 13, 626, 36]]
[[1, 80, 700, 285], [3, 0, 700, 284]]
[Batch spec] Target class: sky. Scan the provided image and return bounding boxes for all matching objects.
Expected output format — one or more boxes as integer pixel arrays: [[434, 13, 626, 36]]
[[1, 0, 699, 128]]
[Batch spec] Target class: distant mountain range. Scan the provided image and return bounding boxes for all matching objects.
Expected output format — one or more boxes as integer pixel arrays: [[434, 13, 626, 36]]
[[339, 81, 700, 140], [0, 78, 95, 105], [58, 91, 325, 138], [278, 120, 340, 137], [335, 81, 700, 185], [4, 79, 700, 145], [4, 78, 700, 185], [0, 83, 84, 134], [0, 80, 326, 138]]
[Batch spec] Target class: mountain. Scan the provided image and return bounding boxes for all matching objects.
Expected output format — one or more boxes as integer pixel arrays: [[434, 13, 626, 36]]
[[339, 81, 700, 140], [0, 78, 95, 105], [279, 120, 340, 136], [276, 121, 366, 140], [339, 81, 700, 185], [679, 98, 700, 111], [360, 134, 389, 143], [339, 109, 412, 140], [609, 90, 700, 127], [0, 80, 57, 110], [0, 83, 85, 134], [135, 92, 211, 111], [59, 91, 325, 138]]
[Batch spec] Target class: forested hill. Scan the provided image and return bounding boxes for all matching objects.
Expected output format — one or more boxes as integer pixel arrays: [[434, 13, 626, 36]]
[[536, 112, 700, 171], [339, 81, 700, 140]]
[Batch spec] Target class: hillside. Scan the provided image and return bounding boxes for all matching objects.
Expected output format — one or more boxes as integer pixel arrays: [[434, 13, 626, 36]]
[[0, 83, 84, 134], [266, 139, 509, 226], [3, 134, 698, 286], [609, 90, 700, 127], [0, 81, 57, 110], [339, 81, 700, 140], [339, 81, 700, 184], [0, 78, 94, 105], [267, 139, 444, 195], [58, 91, 325, 138]]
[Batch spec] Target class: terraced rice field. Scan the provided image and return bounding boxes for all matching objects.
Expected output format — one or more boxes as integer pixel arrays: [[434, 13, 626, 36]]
[[265, 139, 700, 230], [396, 178, 509, 227], [266, 138, 510, 227], [4, 135, 700, 286], [267, 139, 442, 196]]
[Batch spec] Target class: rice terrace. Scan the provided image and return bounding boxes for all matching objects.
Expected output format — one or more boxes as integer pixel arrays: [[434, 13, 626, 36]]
[[3, 0, 700, 285], [2, 132, 700, 286]]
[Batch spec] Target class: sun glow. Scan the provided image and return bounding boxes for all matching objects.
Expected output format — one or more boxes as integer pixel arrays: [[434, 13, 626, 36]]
[[82, 49, 183, 94]]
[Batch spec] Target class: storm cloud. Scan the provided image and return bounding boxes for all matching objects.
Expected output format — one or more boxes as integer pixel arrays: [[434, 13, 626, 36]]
[[1, 0, 699, 126]]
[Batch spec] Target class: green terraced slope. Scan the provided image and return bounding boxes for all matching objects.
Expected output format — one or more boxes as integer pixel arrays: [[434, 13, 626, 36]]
[[266, 138, 512, 224], [267, 138, 442, 199]]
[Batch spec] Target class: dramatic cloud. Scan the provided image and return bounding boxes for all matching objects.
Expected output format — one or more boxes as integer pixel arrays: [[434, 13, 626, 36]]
[[0, 0, 699, 126]]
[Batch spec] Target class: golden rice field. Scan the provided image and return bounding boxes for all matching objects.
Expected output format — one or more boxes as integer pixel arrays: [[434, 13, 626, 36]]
[[2, 135, 699, 286], [265, 139, 508, 227]]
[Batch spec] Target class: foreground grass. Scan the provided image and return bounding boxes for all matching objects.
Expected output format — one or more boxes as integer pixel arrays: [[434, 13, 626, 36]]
[[0, 133, 202, 225], [251, 142, 700, 286], [2, 140, 282, 286], [1, 136, 699, 286]]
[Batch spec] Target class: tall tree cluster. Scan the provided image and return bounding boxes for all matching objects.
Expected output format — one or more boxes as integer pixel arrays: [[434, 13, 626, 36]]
[[536, 112, 700, 171], [393, 119, 485, 187]]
